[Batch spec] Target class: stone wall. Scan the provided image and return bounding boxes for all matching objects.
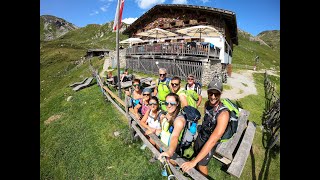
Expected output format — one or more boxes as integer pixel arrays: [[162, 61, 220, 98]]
[[201, 60, 223, 86], [103, 49, 126, 70]]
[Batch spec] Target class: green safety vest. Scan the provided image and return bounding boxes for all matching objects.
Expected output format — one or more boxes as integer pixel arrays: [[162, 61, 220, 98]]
[[177, 89, 199, 108], [157, 78, 171, 101]]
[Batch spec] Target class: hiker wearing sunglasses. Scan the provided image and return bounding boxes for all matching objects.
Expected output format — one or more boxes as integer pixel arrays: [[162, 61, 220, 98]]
[[185, 74, 202, 107], [181, 79, 230, 176], [125, 79, 143, 108], [153, 68, 171, 112], [170, 76, 199, 108], [134, 88, 152, 120], [140, 96, 162, 149], [158, 93, 186, 166]]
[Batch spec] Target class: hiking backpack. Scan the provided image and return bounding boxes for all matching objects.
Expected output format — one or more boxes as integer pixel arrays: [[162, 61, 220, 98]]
[[220, 98, 239, 141], [200, 98, 239, 142], [180, 106, 201, 147], [159, 106, 201, 159]]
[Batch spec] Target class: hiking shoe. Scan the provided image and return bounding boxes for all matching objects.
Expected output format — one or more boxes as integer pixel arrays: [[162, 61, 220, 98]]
[[140, 144, 147, 150], [161, 169, 168, 177]]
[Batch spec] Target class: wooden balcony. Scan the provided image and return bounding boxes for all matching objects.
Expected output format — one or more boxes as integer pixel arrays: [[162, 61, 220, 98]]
[[125, 42, 220, 59]]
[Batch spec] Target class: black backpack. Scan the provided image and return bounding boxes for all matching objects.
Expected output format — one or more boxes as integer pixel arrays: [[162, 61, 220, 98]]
[[177, 106, 201, 158]]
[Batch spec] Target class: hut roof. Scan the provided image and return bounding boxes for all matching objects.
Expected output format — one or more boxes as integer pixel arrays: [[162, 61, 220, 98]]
[[123, 4, 238, 45]]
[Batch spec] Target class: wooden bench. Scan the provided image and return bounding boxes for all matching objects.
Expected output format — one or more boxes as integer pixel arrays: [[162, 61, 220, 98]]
[[212, 109, 256, 178], [72, 77, 94, 91], [69, 77, 88, 87]]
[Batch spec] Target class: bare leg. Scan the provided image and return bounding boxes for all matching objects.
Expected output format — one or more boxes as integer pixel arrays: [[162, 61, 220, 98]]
[[198, 165, 208, 176]]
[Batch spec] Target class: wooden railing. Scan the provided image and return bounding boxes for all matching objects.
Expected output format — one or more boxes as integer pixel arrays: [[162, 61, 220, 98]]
[[262, 71, 280, 149], [126, 42, 220, 58]]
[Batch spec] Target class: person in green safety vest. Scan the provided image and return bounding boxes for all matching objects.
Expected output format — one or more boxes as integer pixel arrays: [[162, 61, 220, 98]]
[[153, 68, 171, 112], [170, 76, 199, 108]]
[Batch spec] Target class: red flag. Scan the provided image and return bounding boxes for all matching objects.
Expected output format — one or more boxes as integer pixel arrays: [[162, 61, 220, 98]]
[[113, 0, 125, 31]]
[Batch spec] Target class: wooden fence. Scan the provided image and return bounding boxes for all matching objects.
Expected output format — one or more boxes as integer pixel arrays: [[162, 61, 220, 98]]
[[126, 57, 204, 83], [264, 72, 280, 111], [262, 71, 280, 149]]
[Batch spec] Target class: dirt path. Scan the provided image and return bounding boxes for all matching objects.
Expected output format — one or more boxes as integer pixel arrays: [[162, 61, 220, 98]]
[[203, 69, 279, 100]]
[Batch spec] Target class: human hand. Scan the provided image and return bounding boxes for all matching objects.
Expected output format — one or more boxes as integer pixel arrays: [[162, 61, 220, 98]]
[[135, 114, 141, 120], [145, 129, 154, 135], [181, 160, 197, 173], [158, 151, 171, 162]]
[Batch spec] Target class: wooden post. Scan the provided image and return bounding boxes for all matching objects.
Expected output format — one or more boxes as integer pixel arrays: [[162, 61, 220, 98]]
[[125, 95, 134, 140]]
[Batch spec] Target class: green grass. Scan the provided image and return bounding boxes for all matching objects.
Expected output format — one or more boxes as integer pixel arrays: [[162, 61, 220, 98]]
[[41, 57, 166, 179], [224, 84, 232, 90]]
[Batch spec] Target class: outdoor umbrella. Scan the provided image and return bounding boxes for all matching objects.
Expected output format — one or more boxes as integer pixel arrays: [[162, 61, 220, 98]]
[[136, 28, 177, 41], [176, 25, 222, 41], [119, 38, 144, 45]]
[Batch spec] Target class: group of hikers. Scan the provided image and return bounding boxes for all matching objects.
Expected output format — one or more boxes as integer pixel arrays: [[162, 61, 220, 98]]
[[124, 67, 234, 177]]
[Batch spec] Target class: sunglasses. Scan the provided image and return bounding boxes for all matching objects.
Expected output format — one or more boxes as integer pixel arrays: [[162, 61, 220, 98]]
[[171, 83, 179, 87], [159, 73, 166, 76], [133, 84, 139, 87], [187, 78, 194, 80], [164, 101, 177, 106], [148, 102, 158, 106], [143, 93, 150, 96], [208, 91, 220, 98]]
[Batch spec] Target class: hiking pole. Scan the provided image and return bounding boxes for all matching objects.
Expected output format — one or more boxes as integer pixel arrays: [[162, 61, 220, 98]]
[[161, 157, 177, 180]]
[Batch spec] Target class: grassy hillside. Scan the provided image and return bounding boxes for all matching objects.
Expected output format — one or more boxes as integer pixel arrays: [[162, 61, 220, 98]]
[[257, 30, 280, 51], [232, 30, 280, 71]]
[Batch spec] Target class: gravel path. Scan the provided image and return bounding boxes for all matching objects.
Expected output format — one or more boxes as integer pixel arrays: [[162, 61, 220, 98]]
[[202, 69, 279, 100]]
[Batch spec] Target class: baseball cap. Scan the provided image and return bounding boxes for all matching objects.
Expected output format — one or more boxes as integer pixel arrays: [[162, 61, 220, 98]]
[[187, 74, 195, 78], [207, 79, 223, 93], [142, 88, 152, 94]]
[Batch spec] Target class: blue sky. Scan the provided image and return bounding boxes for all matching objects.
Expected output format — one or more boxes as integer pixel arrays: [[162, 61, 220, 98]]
[[40, 0, 279, 36]]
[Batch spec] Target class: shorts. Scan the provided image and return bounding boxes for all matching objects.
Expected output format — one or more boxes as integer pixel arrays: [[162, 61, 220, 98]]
[[194, 135, 220, 166]]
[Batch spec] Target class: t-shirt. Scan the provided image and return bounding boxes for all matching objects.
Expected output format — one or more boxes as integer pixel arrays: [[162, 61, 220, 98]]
[[139, 99, 150, 116], [186, 83, 202, 95], [146, 111, 161, 129]]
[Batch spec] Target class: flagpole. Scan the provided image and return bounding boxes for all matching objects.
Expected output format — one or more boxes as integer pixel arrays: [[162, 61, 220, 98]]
[[116, 0, 121, 98]]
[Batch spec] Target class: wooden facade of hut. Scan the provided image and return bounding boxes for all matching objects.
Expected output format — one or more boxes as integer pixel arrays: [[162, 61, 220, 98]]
[[122, 4, 238, 85]]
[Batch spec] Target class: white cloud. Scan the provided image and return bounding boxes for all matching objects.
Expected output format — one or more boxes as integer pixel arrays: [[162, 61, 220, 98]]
[[122, 17, 138, 24], [100, 5, 107, 12], [200, 0, 209, 3], [135, 0, 165, 9], [90, 11, 99, 16], [172, 0, 187, 4]]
